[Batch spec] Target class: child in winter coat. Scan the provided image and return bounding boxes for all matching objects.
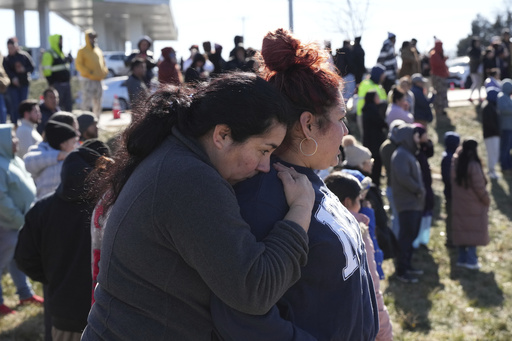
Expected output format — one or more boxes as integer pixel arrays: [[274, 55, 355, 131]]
[[451, 139, 490, 270], [324, 171, 393, 341], [441, 131, 460, 248], [412, 123, 434, 249], [0, 124, 42, 315]]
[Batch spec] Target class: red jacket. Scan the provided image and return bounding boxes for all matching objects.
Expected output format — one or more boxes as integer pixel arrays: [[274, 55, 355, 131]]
[[429, 41, 449, 77]]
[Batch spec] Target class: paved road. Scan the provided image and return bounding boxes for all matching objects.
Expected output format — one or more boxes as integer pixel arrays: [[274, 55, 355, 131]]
[[448, 87, 486, 107]]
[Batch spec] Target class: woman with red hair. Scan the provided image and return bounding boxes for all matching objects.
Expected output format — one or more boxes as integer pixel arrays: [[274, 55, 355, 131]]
[[211, 29, 378, 341]]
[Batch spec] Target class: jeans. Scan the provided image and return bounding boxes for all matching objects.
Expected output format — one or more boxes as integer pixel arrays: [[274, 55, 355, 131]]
[[0, 227, 34, 304], [0, 94, 7, 123], [342, 73, 356, 101], [395, 210, 422, 276], [386, 186, 400, 238], [485, 136, 500, 175], [52, 82, 73, 112], [6, 85, 29, 126], [457, 246, 478, 265], [500, 129, 512, 171]]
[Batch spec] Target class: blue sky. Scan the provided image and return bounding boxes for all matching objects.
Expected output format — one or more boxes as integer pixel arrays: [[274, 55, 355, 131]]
[[0, 0, 507, 66]]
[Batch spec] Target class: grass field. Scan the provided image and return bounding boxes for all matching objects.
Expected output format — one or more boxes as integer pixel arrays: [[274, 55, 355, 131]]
[[1, 103, 511, 340]]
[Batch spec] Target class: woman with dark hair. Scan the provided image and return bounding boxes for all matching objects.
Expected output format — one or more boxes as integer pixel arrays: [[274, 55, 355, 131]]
[[81, 72, 315, 340], [211, 28, 378, 341], [184, 53, 207, 83], [385, 87, 414, 126], [451, 138, 490, 270], [362, 90, 387, 187]]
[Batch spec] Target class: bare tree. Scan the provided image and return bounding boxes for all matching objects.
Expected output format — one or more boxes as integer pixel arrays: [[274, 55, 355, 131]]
[[326, 0, 370, 39]]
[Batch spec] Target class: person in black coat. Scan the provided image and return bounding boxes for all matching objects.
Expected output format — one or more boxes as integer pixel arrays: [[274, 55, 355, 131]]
[[15, 140, 110, 340], [362, 90, 388, 188]]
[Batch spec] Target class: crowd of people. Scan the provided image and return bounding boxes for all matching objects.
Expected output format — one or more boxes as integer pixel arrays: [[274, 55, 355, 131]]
[[0, 23, 509, 341]]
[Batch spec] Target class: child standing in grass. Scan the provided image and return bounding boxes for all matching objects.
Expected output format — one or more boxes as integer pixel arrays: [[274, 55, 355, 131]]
[[441, 131, 460, 248], [451, 139, 490, 270], [324, 171, 393, 341]]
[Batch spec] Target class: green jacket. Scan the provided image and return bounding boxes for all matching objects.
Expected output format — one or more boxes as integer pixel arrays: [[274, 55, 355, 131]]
[[41, 34, 70, 83]]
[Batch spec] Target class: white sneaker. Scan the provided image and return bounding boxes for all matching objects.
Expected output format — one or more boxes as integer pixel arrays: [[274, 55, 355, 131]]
[[464, 263, 481, 270], [488, 172, 499, 179]]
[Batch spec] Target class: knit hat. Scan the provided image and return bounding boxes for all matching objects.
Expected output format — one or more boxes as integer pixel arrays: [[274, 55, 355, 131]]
[[341, 169, 372, 191], [45, 120, 78, 150], [341, 135, 372, 167], [77, 112, 97, 135]]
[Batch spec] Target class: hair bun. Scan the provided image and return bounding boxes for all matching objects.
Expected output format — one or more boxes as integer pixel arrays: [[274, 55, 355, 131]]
[[261, 29, 299, 72], [261, 28, 320, 72]]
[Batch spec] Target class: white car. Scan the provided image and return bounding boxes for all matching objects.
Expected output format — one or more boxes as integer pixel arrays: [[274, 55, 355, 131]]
[[76, 76, 130, 110], [104, 51, 130, 78], [447, 56, 472, 89]]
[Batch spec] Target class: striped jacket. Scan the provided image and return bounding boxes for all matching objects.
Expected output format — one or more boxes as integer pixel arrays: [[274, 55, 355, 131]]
[[377, 39, 398, 80]]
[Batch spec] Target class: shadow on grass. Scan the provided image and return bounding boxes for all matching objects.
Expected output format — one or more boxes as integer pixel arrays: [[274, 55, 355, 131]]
[[0, 312, 44, 341], [448, 249, 504, 307], [433, 114, 456, 143], [385, 246, 442, 333], [490, 178, 512, 220]]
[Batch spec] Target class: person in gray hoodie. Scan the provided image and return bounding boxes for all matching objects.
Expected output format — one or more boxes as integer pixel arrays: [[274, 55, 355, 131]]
[[380, 119, 406, 237], [497, 78, 512, 173], [390, 124, 425, 283], [0, 124, 42, 315]]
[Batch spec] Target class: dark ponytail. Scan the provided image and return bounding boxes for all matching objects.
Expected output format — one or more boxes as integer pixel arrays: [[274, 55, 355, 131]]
[[89, 72, 294, 210], [455, 138, 481, 188]]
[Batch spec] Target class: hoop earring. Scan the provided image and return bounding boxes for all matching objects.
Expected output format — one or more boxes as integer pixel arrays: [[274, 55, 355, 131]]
[[299, 137, 318, 156]]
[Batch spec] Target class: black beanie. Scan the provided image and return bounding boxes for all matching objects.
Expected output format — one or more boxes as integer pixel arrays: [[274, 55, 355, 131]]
[[77, 112, 97, 135], [82, 138, 111, 157], [45, 120, 78, 150]]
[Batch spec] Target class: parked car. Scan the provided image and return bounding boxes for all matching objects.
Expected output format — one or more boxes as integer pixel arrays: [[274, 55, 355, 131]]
[[447, 56, 472, 89], [76, 76, 130, 110], [104, 51, 130, 78]]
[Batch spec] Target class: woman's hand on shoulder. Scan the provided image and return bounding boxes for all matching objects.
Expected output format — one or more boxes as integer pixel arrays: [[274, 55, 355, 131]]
[[274, 162, 314, 232]]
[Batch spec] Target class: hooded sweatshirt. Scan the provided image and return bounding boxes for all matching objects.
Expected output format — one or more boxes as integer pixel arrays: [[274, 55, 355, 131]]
[[380, 120, 404, 187], [497, 78, 512, 130], [41, 34, 71, 84], [158, 47, 181, 86], [429, 41, 449, 78], [15, 147, 101, 332], [0, 124, 36, 231], [75, 29, 108, 81], [390, 125, 425, 212], [357, 65, 387, 116]]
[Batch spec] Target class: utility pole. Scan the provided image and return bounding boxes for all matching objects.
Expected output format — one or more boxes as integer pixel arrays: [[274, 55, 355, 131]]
[[289, 0, 294, 32]]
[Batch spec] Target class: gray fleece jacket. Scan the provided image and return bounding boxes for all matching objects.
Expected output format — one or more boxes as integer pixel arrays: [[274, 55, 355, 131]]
[[82, 127, 309, 341], [497, 78, 512, 130], [390, 125, 425, 212]]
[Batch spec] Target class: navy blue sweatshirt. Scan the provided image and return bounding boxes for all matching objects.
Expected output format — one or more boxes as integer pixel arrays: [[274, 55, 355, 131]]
[[211, 158, 378, 341]]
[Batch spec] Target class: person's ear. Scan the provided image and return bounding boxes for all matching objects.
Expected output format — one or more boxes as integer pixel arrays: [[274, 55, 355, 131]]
[[342, 197, 353, 209], [211, 124, 232, 150], [413, 132, 421, 144], [299, 111, 315, 137]]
